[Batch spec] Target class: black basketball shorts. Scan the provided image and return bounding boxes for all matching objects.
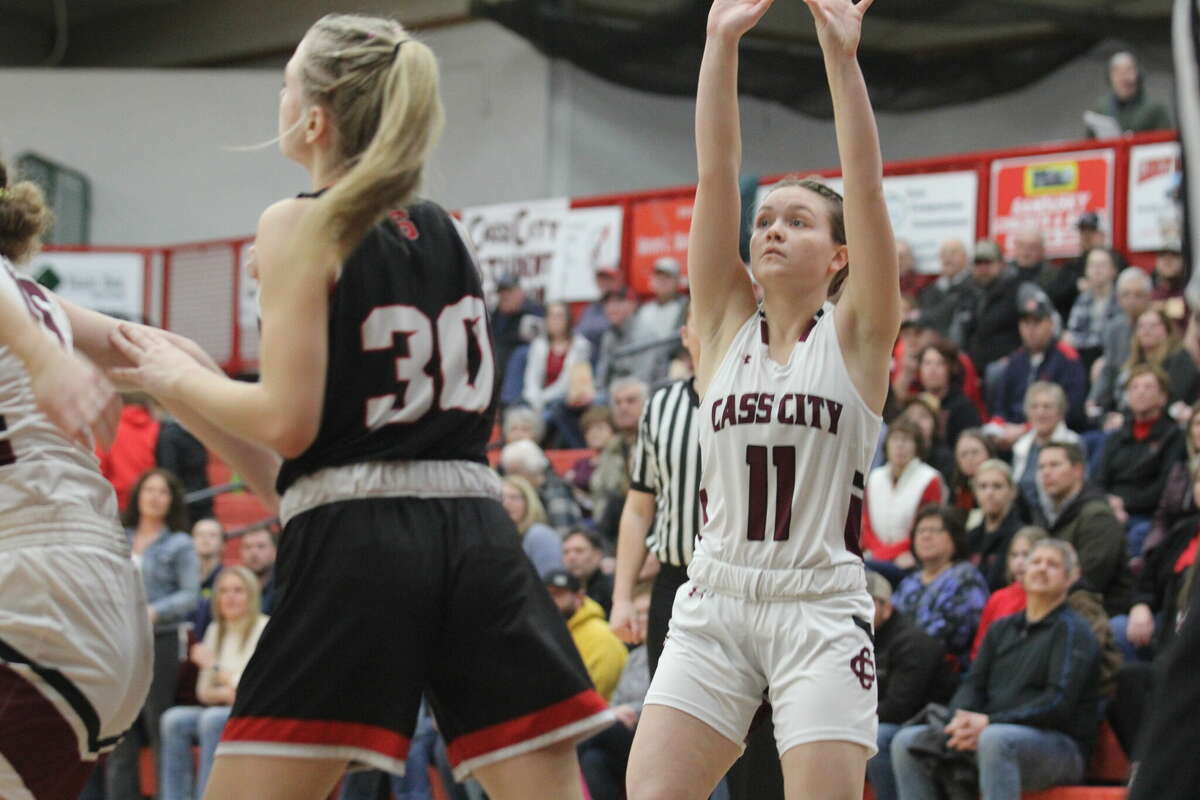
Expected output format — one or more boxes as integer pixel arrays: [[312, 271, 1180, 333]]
[[217, 492, 612, 779]]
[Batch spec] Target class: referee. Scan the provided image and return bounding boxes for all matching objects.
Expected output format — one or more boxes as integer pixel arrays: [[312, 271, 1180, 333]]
[[609, 317, 701, 673]]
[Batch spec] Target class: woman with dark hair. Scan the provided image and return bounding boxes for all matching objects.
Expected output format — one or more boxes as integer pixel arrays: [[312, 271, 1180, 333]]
[[108, 467, 200, 798], [899, 395, 954, 480], [891, 504, 989, 668], [523, 301, 593, 415], [966, 459, 1026, 591], [948, 428, 994, 522], [1116, 308, 1200, 424], [914, 340, 980, 448]]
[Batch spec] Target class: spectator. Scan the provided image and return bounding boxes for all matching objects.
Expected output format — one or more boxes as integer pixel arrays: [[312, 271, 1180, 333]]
[[564, 405, 616, 512], [1097, 365, 1188, 557], [160, 566, 268, 800], [1029, 230, 1082, 321], [1011, 381, 1083, 512], [490, 274, 545, 389], [501, 475, 565, 578], [544, 568, 628, 701], [962, 238, 1023, 376], [1137, 399, 1200, 573], [501, 405, 543, 446], [918, 238, 977, 342], [579, 586, 652, 800], [949, 428, 995, 522], [1111, 464, 1200, 661], [156, 412, 212, 524], [108, 468, 199, 800], [892, 504, 989, 667], [1086, 51, 1173, 137], [563, 528, 615, 617], [890, 539, 1102, 800], [865, 571, 956, 800], [238, 527, 277, 614], [862, 419, 946, 580], [500, 439, 583, 533], [991, 296, 1088, 432], [1151, 240, 1189, 330], [626, 258, 688, 387], [971, 525, 1047, 660], [595, 287, 639, 391], [1033, 442, 1133, 616], [190, 517, 226, 639], [590, 377, 648, 529], [897, 238, 934, 299], [967, 460, 1026, 592], [576, 267, 624, 356], [1009, 225, 1048, 287], [892, 322, 987, 421], [899, 395, 956, 480], [1114, 308, 1200, 425], [1090, 267, 1154, 420], [914, 340, 981, 449], [96, 392, 160, 512], [522, 301, 592, 414], [1065, 247, 1123, 374]]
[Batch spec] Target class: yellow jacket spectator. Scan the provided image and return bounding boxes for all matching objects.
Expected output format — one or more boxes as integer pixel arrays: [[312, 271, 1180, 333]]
[[545, 568, 628, 700]]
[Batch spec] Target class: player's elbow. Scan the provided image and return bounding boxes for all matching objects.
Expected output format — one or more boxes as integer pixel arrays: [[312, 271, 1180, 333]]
[[267, 415, 319, 460]]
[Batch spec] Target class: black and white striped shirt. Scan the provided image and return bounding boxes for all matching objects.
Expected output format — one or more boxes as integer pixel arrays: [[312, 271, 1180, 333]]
[[629, 378, 702, 567]]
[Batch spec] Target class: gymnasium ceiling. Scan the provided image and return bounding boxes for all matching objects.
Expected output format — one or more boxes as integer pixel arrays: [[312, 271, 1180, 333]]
[[0, 0, 1174, 115]]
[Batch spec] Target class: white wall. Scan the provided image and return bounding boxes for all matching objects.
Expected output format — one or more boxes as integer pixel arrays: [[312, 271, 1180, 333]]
[[0, 19, 1175, 246]]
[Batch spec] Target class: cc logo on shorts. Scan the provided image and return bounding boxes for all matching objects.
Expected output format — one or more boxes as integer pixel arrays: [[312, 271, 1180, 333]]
[[849, 647, 875, 690]]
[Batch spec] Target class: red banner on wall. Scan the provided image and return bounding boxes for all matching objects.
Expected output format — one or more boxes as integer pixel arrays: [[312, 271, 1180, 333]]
[[628, 195, 693, 294], [989, 149, 1114, 260]]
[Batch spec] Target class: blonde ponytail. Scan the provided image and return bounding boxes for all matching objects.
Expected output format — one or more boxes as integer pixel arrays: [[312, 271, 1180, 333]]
[[0, 160, 54, 264], [296, 15, 444, 254]]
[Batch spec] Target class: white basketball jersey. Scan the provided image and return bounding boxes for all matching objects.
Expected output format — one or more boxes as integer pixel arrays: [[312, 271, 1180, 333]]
[[691, 303, 882, 599], [0, 259, 122, 543]]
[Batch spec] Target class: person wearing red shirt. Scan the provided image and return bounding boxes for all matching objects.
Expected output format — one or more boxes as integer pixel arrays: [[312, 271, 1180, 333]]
[[96, 393, 160, 512]]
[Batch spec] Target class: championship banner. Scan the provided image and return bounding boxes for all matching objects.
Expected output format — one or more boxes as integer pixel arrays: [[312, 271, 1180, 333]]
[[551, 205, 624, 303], [989, 149, 1114, 260], [754, 171, 977, 275], [1128, 141, 1183, 252], [628, 195, 693, 294], [30, 251, 145, 320], [460, 198, 570, 304]]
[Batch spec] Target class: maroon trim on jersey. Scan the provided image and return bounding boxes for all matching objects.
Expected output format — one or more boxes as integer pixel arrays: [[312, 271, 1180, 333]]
[[220, 716, 410, 762], [844, 470, 865, 558], [0, 414, 15, 466], [758, 307, 825, 346], [699, 489, 710, 526], [0, 661, 97, 799], [445, 688, 608, 768]]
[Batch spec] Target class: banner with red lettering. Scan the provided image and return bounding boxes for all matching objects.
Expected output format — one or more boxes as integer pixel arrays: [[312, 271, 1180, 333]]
[[1128, 141, 1183, 252], [460, 198, 570, 304], [628, 195, 694, 295], [989, 150, 1114, 259]]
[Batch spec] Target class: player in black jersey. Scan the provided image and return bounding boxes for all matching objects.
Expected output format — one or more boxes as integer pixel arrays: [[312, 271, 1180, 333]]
[[111, 13, 611, 800]]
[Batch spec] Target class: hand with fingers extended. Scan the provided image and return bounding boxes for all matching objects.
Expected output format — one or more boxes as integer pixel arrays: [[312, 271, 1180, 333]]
[[28, 346, 122, 450], [803, 0, 874, 59], [108, 323, 199, 399], [707, 0, 775, 41]]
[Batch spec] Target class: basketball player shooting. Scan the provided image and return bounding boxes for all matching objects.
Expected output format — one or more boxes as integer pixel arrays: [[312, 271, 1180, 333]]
[[626, 0, 900, 798]]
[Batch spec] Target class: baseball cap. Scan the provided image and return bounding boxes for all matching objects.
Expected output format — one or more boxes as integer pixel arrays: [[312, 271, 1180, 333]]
[[1019, 296, 1053, 320], [1076, 211, 1101, 231], [602, 287, 632, 303], [652, 257, 681, 276], [543, 568, 581, 593], [973, 239, 1002, 263]]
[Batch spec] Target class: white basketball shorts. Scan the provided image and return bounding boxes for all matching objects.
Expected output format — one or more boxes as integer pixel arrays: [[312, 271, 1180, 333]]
[[0, 541, 153, 800], [643, 581, 878, 757]]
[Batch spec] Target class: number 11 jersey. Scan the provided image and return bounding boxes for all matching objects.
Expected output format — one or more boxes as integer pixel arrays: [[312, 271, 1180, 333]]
[[691, 303, 882, 600], [275, 199, 497, 495]]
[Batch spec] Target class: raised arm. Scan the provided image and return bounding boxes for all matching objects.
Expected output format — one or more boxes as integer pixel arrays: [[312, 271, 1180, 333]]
[[689, 0, 771, 386], [808, 0, 900, 412]]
